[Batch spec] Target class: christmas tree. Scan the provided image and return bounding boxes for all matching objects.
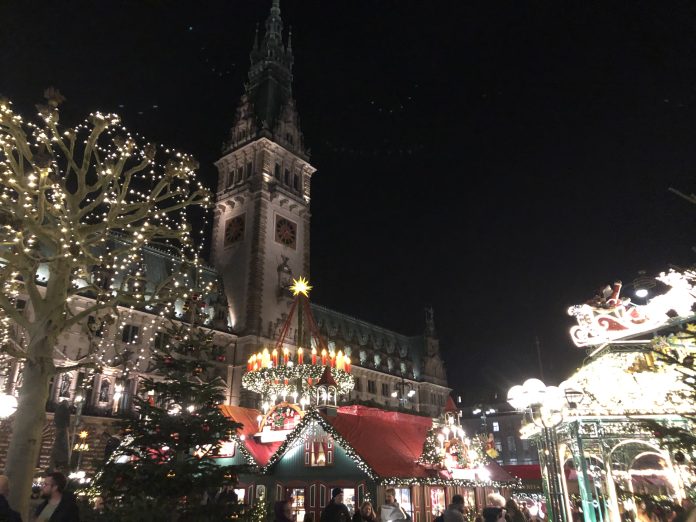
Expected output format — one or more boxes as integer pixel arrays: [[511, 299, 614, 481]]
[[90, 302, 244, 520], [418, 427, 442, 466]]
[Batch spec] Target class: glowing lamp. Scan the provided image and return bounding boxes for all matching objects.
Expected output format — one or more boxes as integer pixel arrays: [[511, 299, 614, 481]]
[[0, 393, 17, 419]]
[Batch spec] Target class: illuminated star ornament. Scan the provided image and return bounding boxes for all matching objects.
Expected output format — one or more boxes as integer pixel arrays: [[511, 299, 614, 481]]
[[290, 277, 312, 297]]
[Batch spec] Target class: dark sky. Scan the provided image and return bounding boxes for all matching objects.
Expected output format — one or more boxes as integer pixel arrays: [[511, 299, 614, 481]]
[[2, 1, 695, 400]]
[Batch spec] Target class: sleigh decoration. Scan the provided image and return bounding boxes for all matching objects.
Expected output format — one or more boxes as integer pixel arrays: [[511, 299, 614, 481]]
[[568, 270, 696, 347]]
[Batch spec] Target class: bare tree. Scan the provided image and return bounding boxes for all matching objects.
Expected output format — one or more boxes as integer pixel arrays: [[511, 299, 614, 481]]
[[0, 89, 210, 516]]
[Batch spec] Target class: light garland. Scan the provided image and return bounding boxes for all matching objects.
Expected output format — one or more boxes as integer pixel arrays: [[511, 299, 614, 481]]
[[241, 363, 354, 401]]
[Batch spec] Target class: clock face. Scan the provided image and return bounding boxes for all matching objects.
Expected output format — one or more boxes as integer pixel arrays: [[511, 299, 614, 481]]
[[275, 216, 297, 248], [224, 215, 245, 245]]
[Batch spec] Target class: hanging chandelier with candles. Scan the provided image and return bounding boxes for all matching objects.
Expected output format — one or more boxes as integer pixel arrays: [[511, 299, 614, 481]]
[[241, 278, 354, 405]]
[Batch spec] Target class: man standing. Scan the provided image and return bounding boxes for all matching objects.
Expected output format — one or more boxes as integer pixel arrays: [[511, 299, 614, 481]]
[[443, 495, 466, 522], [0, 475, 21, 522], [377, 489, 409, 522], [321, 488, 351, 522], [35, 472, 79, 521]]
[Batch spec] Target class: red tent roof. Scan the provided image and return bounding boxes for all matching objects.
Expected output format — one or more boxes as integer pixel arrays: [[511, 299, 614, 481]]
[[323, 405, 435, 478], [220, 405, 282, 466], [502, 464, 542, 481]]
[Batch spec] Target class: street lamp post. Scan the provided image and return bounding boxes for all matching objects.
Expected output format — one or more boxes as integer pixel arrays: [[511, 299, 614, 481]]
[[508, 379, 570, 522], [391, 375, 416, 408]]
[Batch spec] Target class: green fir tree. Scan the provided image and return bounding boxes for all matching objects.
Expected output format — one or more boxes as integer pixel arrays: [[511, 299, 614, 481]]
[[91, 301, 244, 520], [418, 427, 442, 466]]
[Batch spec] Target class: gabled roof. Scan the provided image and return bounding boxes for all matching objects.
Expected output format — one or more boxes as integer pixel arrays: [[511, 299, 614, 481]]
[[254, 404, 517, 484], [220, 404, 282, 466], [324, 405, 433, 478], [316, 365, 338, 387]]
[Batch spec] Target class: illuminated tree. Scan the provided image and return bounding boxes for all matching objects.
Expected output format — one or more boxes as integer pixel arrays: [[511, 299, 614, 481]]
[[91, 314, 243, 520], [0, 89, 210, 516]]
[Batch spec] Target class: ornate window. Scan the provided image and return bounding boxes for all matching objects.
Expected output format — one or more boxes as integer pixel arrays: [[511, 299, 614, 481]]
[[304, 434, 334, 467]]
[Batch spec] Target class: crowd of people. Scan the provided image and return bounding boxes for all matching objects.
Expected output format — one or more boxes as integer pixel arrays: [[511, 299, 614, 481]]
[[274, 489, 534, 522]]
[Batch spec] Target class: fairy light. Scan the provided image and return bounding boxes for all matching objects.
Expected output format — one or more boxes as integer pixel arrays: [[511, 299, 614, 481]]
[[0, 91, 229, 425]]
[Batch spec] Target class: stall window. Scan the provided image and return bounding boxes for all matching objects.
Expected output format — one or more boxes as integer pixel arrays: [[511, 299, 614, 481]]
[[430, 487, 446, 516], [341, 488, 356, 515], [394, 488, 413, 519], [305, 436, 334, 466], [462, 489, 475, 509], [288, 488, 306, 521], [234, 488, 246, 504]]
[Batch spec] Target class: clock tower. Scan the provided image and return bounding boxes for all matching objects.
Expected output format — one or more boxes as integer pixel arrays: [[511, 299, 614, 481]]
[[212, 0, 315, 403]]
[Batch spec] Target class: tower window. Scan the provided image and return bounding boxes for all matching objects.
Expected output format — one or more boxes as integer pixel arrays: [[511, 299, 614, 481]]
[[286, 132, 294, 145], [293, 173, 299, 190], [274, 163, 281, 180], [226, 170, 234, 188], [237, 167, 244, 183], [284, 169, 290, 185], [246, 161, 253, 178]]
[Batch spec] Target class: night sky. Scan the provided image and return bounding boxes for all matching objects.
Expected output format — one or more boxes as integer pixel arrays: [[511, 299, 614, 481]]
[[2, 1, 695, 400]]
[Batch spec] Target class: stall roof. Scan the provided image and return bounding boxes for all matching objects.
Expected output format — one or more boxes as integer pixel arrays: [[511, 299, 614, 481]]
[[324, 405, 434, 478], [502, 464, 542, 481], [323, 406, 516, 483], [220, 404, 282, 466], [222, 404, 516, 483]]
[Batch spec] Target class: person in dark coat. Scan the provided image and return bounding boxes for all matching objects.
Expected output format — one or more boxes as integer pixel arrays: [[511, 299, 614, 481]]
[[321, 488, 351, 522], [34, 472, 79, 522], [0, 475, 21, 522], [353, 501, 377, 522], [274, 500, 296, 522]]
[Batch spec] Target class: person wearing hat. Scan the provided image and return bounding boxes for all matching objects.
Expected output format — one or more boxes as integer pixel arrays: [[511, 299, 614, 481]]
[[320, 488, 351, 522]]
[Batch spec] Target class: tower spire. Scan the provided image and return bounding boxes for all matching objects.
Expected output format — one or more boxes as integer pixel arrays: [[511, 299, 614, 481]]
[[262, 0, 284, 58]]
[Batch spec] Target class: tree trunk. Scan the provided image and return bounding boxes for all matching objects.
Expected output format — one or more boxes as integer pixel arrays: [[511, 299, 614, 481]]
[[6, 346, 53, 519]]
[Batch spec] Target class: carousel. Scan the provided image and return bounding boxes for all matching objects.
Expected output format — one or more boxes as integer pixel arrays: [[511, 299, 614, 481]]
[[508, 270, 696, 522]]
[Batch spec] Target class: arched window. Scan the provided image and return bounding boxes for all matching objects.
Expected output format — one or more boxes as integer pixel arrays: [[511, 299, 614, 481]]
[[99, 380, 111, 403], [58, 373, 72, 398]]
